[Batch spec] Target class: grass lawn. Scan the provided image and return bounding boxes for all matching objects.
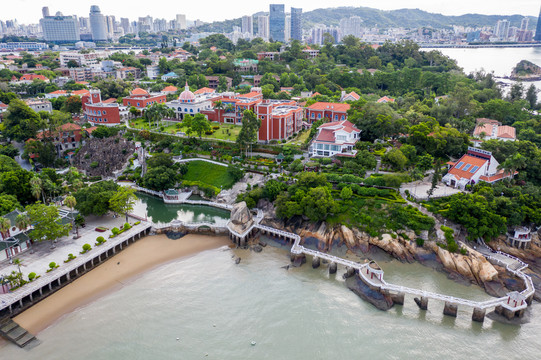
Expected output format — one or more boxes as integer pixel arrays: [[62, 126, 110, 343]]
[[183, 160, 236, 189], [130, 119, 240, 141], [286, 130, 310, 146]]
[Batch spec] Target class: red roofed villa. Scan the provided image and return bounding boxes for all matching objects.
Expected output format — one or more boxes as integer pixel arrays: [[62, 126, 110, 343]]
[[442, 147, 516, 189], [473, 118, 516, 146], [122, 88, 167, 110], [310, 120, 361, 157], [305, 102, 351, 124]]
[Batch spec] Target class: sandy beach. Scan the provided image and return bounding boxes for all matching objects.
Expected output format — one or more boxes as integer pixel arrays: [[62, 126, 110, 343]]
[[13, 234, 231, 334]]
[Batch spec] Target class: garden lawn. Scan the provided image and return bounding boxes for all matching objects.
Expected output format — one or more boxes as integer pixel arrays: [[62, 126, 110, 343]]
[[183, 160, 236, 189]]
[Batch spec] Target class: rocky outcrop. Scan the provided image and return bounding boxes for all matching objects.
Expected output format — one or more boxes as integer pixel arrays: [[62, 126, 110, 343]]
[[73, 135, 134, 177], [511, 60, 541, 80], [345, 276, 394, 310], [229, 201, 253, 234]]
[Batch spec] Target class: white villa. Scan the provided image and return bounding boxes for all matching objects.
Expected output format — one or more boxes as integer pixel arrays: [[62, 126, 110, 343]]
[[165, 83, 216, 120], [310, 120, 361, 157], [442, 147, 515, 189]]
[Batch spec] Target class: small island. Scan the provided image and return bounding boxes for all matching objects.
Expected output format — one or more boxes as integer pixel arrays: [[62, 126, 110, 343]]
[[510, 60, 541, 80]]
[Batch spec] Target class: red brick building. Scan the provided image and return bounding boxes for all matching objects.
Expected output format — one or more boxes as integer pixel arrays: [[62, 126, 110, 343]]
[[122, 88, 167, 110], [256, 100, 303, 142], [82, 90, 124, 126], [305, 102, 351, 124]]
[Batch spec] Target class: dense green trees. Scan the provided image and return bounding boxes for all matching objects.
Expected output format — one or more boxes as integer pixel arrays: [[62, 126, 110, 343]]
[[74, 181, 119, 216], [141, 166, 177, 191], [26, 203, 71, 247], [2, 99, 43, 141]]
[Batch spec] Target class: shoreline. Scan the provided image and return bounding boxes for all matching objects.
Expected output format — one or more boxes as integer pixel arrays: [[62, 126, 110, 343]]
[[11, 233, 231, 335]]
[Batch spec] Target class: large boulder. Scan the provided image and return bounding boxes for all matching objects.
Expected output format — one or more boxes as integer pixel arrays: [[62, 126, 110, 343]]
[[229, 201, 253, 234]]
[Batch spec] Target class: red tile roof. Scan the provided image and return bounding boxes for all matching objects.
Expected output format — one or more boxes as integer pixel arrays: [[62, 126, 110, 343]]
[[238, 91, 262, 99], [473, 123, 494, 136], [377, 96, 395, 103], [315, 129, 335, 142], [103, 98, 117, 103], [194, 87, 215, 95], [20, 74, 48, 81], [85, 126, 98, 134], [497, 125, 516, 139], [162, 85, 178, 92], [307, 102, 351, 112], [72, 89, 90, 96], [447, 154, 487, 180], [49, 90, 68, 95], [480, 170, 518, 182], [343, 91, 360, 100], [130, 88, 149, 96]]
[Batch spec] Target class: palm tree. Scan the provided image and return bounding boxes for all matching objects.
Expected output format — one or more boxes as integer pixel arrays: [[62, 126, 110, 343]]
[[0, 217, 12, 261], [64, 195, 78, 238], [0, 217, 11, 240], [145, 103, 175, 130], [15, 213, 32, 253], [13, 258, 22, 277], [30, 176, 45, 203], [498, 153, 527, 180]]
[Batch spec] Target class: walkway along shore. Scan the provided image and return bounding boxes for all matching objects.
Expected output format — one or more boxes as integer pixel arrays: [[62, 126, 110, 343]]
[[0, 188, 536, 347]]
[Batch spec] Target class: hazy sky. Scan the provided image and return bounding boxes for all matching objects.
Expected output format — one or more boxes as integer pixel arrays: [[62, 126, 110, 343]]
[[3, 0, 541, 23]]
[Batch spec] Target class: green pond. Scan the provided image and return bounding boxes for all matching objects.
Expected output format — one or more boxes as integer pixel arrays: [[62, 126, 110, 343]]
[[132, 192, 230, 225]]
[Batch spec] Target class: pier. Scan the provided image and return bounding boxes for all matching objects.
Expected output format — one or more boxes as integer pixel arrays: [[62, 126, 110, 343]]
[[0, 222, 152, 347]]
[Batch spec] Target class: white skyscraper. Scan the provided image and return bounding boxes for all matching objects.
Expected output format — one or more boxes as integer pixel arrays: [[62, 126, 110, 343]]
[[40, 12, 80, 42], [176, 14, 187, 30], [242, 15, 253, 36], [340, 16, 362, 38], [89, 5, 107, 41], [494, 19, 510, 40], [520, 17, 529, 31], [257, 15, 269, 40]]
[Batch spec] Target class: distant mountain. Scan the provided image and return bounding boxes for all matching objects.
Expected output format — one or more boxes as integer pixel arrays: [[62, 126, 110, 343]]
[[196, 6, 537, 33]]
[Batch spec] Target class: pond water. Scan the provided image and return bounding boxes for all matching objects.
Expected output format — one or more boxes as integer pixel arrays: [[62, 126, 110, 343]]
[[132, 192, 230, 225]]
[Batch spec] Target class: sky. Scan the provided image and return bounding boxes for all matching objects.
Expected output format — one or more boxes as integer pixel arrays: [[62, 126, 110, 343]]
[[3, 0, 541, 24]]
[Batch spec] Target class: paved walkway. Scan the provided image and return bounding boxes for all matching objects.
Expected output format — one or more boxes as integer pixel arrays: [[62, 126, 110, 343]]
[[0, 214, 130, 280]]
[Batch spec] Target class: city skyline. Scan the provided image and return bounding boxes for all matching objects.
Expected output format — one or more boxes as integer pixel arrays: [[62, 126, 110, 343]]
[[2, 0, 541, 24]]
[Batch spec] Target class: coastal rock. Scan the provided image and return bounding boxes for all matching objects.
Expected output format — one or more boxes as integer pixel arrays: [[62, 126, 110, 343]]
[[229, 201, 253, 234], [340, 225, 356, 248], [369, 234, 414, 262], [345, 276, 394, 311], [511, 60, 541, 80]]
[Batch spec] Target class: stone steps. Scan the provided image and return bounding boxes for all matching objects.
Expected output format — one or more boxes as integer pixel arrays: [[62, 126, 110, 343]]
[[0, 318, 38, 348]]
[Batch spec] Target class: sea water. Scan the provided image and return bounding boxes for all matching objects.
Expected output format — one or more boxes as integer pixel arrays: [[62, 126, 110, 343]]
[[2, 243, 539, 359]]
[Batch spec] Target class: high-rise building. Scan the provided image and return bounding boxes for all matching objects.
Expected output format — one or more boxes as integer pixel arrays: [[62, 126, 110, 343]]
[[340, 16, 362, 38], [494, 19, 510, 40], [106, 15, 115, 39], [520, 17, 529, 31], [120, 18, 130, 34], [257, 15, 269, 40], [290, 7, 302, 41], [269, 4, 285, 42], [42, 7, 50, 18], [242, 15, 253, 36], [310, 25, 340, 45], [285, 15, 291, 42], [40, 12, 80, 42], [176, 14, 187, 30], [89, 5, 107, 41], [535, 7, 541, 41]]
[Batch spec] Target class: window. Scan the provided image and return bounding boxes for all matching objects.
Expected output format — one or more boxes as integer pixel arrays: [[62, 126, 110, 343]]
[[455, 161, 464, 169], [311, 113, 315, 118], [317, 114, 321, 119], [103, 110, 106, 115], [335, 115, 338, 120], [463, 164, 472, 171], [190, 109, 193, 113], [470, 166, 479, 173], [137, 103, 140, 107]]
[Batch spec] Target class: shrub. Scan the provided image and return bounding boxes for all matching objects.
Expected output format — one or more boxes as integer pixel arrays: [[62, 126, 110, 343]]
[[96, 236, 106, 245], [134, 221, 141, 225], [65, 253, 77, 262], [47, 262, 59, 272], [111, 227, 120, 236], [81, 243, 92, 253], [416, 238, 424, 247], [123, 223, 131, 230], [90, 161, 99, 168], [28, 272, 36, 281], [460, 247, 467, 255]]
